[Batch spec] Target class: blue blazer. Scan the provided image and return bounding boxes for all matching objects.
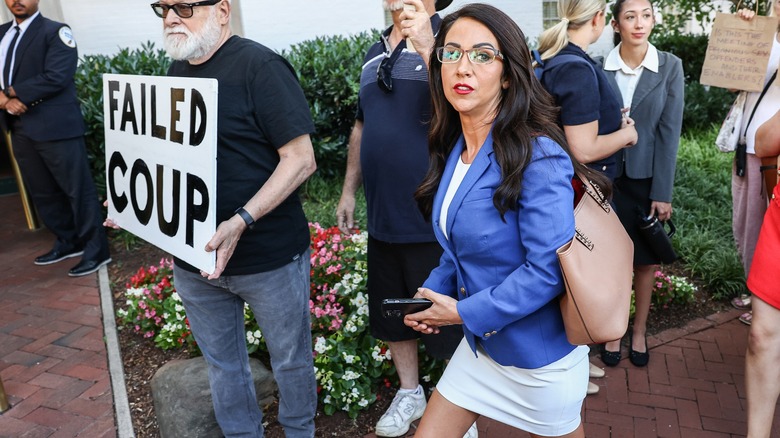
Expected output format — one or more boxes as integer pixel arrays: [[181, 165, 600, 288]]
[[0, 14, 85, 141], [423, 133, 577, 369]]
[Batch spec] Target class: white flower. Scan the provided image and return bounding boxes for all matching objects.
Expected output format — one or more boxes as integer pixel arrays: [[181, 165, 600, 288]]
[[314, 336, 328, 354], [343, 353, 356, 364], [171, 292, 181, 302], [174, 304, 184, 313], [343, 370, 360, 381], [358, 398, 369, 407]]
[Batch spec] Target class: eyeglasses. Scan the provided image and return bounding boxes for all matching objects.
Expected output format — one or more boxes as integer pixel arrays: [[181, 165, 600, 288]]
[[436, 46, 504, 65], [376, 48, 403, 93], [150, 0, 222, 19]]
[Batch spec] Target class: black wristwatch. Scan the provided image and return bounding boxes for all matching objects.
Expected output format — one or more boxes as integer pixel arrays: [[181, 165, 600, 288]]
[[234, 207, 255, 230], [2, 88, 10, 98]]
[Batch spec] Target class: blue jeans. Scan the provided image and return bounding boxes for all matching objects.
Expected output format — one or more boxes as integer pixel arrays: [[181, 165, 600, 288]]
[[173, 251, 316, 438]]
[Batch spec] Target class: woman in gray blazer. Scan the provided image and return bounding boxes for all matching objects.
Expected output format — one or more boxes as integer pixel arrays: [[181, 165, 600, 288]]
[[600, 0, 684, 368]]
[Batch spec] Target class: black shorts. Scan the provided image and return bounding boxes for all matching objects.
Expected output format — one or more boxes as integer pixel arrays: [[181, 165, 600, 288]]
[[367, 236, 462, 360]]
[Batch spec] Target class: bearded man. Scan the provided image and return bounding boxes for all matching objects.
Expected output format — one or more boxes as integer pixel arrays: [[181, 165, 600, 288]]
[[150, 1, 318, 436]]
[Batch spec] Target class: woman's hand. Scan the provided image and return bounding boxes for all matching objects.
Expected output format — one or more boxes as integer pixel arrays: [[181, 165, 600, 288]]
[[403, 287, 462, 334], [621, 116, 638, 147], [650, 201, 672, 222]]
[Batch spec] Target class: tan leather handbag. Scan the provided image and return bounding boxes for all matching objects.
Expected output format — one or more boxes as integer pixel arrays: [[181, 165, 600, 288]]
[[556, 176, 634, 345]]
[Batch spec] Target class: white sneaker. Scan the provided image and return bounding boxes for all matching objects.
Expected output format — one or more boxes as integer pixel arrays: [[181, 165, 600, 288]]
[[374, 385, 427, 437], [464, 421, 479, 438]]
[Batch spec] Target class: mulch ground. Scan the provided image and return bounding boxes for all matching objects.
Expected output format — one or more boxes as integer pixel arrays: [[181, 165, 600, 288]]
[[107, 235, 731, 438]]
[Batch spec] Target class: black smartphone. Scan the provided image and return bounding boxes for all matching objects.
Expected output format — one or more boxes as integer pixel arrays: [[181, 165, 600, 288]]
[[381, 298, 433, 318]]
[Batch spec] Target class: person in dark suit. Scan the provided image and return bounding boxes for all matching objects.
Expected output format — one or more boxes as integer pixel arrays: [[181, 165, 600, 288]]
[[0, 0, 110, 277], [600, 0, 684, 368]]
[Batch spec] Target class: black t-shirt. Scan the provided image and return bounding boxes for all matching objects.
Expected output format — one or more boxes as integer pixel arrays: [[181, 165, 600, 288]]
[[168, 36, 314, 275]]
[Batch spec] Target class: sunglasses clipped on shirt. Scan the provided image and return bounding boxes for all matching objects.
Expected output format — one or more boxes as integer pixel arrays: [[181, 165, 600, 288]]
[[150, 0, 222, 19], [376, 45, 404, 94], [435, 46, 504, 65]]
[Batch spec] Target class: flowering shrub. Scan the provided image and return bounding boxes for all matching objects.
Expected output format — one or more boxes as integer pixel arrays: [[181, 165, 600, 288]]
[[116, 258, 195, 350], [117, 223, 443, 418], [652, 270, 697, 309], [628, 270, 698, 315]]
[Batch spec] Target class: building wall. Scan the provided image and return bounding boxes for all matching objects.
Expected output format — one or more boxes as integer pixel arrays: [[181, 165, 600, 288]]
[[0, 1, 613, 57]]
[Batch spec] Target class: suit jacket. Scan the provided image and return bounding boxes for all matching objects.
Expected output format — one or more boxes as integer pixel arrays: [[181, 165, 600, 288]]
[[422, 133, 577, 369], [601, 51, 684, 202], [1, 14, 85, 141]]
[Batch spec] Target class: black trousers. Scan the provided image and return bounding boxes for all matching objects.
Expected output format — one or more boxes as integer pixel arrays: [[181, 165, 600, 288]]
[[11, 127, 109, 261]]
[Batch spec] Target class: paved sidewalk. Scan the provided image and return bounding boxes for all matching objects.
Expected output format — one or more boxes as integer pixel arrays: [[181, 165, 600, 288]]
[[1, 192, 776, 437], [0, 194, 118, 437], [364, 311, 770, 438]]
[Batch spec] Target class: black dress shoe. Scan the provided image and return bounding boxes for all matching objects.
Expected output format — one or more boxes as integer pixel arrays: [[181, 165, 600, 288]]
[[629, 333, 649, 367], [601, 347, 622, 367], [68, 257, 112, 277], [34, 247, 84, 266]]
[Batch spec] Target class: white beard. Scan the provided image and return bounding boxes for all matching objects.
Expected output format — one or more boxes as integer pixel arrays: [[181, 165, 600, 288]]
[[383, 0, 404, 11], [163, 10, 222, 61]]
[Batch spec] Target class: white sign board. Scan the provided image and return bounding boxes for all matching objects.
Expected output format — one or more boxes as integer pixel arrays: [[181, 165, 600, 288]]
[[103, 74, 218, 274]]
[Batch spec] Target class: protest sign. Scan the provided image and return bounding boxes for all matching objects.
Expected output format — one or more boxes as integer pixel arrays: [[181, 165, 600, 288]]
[[103, 74, 218, 274], [700, 12, 777, 91]]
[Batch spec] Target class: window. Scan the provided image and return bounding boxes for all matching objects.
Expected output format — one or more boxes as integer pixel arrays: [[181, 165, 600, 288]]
[[542, 0, 559, 30]]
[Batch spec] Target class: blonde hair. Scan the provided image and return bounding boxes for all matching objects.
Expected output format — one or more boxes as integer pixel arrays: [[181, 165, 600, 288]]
[[537, 0, 606, 61]]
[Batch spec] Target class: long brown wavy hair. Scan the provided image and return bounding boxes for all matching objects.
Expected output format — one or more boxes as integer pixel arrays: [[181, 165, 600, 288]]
[[415, 3, 610, 220]]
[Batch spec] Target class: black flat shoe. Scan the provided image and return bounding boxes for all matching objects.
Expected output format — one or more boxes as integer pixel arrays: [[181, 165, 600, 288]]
[[629, 333, 649, 367], [601, 347, 622, 367]]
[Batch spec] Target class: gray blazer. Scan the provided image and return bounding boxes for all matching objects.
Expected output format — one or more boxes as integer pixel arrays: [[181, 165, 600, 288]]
[[601, 51, 684, 203]]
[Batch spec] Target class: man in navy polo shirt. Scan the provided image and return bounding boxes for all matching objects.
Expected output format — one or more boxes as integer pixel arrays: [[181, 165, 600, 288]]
[[336, 1, 470, 437]]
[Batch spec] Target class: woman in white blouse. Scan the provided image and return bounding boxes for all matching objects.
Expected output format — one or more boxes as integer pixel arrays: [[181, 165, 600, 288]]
[[599, 0, 684, 368]]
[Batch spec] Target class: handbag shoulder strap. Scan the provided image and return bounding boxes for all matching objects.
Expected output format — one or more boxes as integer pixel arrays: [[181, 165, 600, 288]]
[[745, 69, 778, 132], [575, 173, 610, 213]]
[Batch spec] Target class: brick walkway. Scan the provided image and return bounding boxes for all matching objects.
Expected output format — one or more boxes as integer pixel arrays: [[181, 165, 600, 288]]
[[363, 312, 772, 438], [0, 194, 116, 437], [1, 192, 777, 437]]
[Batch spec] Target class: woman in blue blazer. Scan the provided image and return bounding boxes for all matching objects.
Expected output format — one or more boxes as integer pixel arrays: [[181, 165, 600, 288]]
[[600, 0, 684, 368], [403, 4, 611, 437]]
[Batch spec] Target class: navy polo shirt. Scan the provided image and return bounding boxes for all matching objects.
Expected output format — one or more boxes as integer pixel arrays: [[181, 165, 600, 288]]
[[355, 15, 442, 243], [540, 43, 623, 180]]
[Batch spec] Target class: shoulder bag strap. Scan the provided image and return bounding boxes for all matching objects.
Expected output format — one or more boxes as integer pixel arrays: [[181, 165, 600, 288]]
[[745, 70, 778, 133]]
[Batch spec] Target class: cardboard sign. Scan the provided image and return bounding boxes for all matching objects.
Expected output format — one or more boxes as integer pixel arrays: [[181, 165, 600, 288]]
[[103, 74, 218, 274], [700, 12, 777, 91]]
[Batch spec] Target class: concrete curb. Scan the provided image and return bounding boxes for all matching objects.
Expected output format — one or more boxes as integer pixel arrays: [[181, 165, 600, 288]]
[[98, 265, 135, 438]]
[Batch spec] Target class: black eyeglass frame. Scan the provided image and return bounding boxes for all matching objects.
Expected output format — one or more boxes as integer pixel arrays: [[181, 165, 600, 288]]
[[435, 46, 505, 65], [150, 0, 222, 19]]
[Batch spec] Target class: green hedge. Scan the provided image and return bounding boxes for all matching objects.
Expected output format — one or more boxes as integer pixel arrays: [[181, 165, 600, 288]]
[[75, 34, 379, 193], [283, 31, 380, 179], [672, 128, 744, 298], [651, 33, 733, 133], [76, 42, 172, 197]]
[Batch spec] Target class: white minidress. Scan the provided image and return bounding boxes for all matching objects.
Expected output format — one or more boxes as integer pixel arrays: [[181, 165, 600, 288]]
[[436, 339, 589, 436]]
